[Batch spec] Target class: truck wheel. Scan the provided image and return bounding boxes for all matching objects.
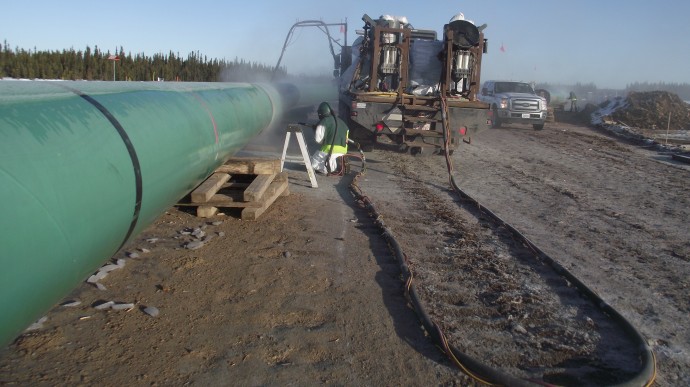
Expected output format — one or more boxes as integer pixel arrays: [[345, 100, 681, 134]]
[[533, 123, 544, 130], [491, 106, 502, 128]]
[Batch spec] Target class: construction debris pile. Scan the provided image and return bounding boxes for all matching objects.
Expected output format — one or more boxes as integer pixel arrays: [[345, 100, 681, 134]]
[[589, 91, 690, 150], [592, 91, 690, 130]]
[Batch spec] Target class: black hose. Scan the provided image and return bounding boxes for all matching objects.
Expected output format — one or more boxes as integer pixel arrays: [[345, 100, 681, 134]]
[[437, 96, 656, 387], [349, 175, 538, 386], [344, 95, 657, 386]]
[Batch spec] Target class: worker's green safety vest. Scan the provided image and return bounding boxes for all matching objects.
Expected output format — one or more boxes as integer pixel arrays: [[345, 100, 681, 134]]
[[320, 116, 349, 154]]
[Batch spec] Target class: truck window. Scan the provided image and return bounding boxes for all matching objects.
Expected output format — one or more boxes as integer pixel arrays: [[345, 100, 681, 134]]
[[514, 83, 533, 93], [495, 82, 533, 94]]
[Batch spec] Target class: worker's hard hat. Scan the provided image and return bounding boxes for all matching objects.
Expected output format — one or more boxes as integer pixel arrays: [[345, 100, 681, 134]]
[[449, 13, 465, 22], [317, 102, 332, 118]]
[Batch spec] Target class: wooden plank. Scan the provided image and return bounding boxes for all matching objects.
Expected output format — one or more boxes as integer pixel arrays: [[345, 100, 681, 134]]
[[196, 206, 218, 218], [176, 169, 290, 217], [199, 193, 262, 208], [241, 172, 289, 207], [191, 172, 230, 203], [216, 157, 281, 175], [178, 179, 289, 210], [280, 183, 290, 197], [243, 173, 276, 202], [178, 193, 255, 208], [277, 172, 289, 197], [241, 178, 289, 220]]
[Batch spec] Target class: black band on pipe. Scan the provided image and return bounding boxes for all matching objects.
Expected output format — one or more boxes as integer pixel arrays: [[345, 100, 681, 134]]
[[57, 84, 143, 250]]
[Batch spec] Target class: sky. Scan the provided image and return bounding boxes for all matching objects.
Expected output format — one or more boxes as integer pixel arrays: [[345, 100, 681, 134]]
[[3, 0, 690, 89]]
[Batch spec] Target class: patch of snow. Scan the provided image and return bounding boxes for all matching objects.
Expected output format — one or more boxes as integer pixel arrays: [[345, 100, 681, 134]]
[[590, 97, 628, 126]]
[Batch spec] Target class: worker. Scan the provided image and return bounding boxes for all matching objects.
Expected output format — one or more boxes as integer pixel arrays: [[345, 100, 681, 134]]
[[569, 91, 578, 112], [310, 102, 349, 175]]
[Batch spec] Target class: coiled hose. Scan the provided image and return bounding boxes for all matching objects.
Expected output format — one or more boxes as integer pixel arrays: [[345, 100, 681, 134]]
[[343, 99, 657, 386]]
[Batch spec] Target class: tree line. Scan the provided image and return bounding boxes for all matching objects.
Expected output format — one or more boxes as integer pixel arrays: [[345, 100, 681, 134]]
[[0, 41, 285, 82]]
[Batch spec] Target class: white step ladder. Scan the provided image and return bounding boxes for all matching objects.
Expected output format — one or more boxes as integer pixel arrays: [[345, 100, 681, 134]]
[[280, 124, 318, 188]]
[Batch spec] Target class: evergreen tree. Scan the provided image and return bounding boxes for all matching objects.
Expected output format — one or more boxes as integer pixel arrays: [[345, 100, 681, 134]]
[[0, 41, 288, 81]]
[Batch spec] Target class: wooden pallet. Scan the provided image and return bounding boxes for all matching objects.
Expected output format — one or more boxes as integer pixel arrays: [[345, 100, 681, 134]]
[[178, 157, 289, 220]]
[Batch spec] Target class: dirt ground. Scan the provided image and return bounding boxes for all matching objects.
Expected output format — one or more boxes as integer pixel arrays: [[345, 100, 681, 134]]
[[1, 119, 688, 386]]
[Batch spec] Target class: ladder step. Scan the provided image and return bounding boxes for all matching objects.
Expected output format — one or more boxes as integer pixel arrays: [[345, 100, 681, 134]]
[[403, 117, 439, 123], [402, 104, 439, 112], [404, 128, 444, 137]]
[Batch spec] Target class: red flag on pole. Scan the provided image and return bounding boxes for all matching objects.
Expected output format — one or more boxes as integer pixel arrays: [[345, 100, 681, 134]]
[[108, 55, 120, 61], [500, 43, 506, 53]]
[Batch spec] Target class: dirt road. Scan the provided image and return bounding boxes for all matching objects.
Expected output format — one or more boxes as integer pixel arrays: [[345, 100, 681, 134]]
[[1, 121, 688, 385]]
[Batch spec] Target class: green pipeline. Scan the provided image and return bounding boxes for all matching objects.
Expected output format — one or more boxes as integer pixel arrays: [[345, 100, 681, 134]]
[[0, 80, 328, 347]]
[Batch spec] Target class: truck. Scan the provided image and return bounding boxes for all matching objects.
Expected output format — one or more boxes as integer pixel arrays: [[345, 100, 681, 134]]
[[478, 80, 548, 130], [338, 14, 492, 154]]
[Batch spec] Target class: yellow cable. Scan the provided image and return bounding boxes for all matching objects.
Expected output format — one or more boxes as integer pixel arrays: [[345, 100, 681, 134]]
[[644, 350, 657, 387], [435, 324, 500, 386], [403, 244, 499, 385]]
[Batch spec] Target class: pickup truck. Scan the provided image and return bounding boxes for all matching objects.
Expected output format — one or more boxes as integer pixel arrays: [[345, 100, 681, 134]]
[[479, 80, 547, 130]]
